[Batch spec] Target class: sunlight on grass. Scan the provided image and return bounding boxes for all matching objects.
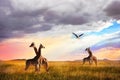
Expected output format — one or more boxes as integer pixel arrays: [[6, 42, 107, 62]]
[[0, 60, 120, 80]]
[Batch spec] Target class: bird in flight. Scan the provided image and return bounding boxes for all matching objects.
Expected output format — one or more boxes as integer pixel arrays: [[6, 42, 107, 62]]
[[72, 32, 84, 39]]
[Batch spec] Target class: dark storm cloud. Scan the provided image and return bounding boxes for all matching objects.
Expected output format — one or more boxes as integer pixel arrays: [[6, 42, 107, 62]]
[[0, 0, 89, 42], [60, 15, 87, 25], [39, 24, 54, 31], [43, 10, 88, 25], [0, 0, 118, 42], [0, 0, 50, 41], [104, 0, 120, 19], [0, 0, 14, 41], [43, 10, 61, 24], [11, 8, 48, 18], [0, 0, 11, 7], [25, 23, 54, 33]]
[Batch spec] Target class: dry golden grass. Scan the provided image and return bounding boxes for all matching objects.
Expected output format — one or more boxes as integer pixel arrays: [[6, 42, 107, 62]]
[[0, 60, 120, 80]]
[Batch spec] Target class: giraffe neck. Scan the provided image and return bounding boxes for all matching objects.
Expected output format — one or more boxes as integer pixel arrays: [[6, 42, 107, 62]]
[[33, 49, 41, 60], [87, 49, 92, 57], [38, 49, 41, 57]]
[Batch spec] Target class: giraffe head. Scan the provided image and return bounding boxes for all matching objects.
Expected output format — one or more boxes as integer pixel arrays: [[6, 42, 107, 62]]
[[85, 47, 90, 51], [39, 43, 45, 49], [29, 42, 35, 47]]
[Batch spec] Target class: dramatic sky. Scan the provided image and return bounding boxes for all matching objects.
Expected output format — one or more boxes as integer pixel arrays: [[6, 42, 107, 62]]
[[0, 0, 120, 61]]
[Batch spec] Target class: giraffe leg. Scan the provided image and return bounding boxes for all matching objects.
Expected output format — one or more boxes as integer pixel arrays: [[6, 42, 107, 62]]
[[45, 61, 49, 72], [94, 58, 97, 66], [43, 59, 49, 72], [90, 59, 93, 65], [35, 64, 38, 71], [93, 56, 97, 66], [89, 60, 91, 65], [38, 64, 41, 71], [83, 58, 86, 65], [34, 61, 39, 71], [25, 60, 30, 71]]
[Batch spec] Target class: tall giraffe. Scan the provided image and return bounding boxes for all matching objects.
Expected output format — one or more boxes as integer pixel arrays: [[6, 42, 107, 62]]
[[37, 44, 49, 72], [83, 47, 97, 65], [25, 43, 48, 72], [25, 43, 47, 71]]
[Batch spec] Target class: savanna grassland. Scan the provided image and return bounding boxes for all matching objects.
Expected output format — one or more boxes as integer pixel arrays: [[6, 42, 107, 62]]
[[0, 60, 120, 80]]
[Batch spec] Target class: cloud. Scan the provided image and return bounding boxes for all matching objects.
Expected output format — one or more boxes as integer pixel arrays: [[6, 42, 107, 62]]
[[0, 0, 118, 42], [92, 33, 120, 50], [91, 21, 120, 50], [104, 0, 120, 19]]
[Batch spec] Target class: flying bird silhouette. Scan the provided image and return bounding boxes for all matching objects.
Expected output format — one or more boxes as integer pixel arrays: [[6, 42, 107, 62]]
[[72, 32, 84, 38]]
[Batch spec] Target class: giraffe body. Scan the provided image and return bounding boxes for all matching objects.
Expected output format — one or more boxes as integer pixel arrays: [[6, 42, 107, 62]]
[[25, 43, 49, 72], [83, 47, 97, 65]]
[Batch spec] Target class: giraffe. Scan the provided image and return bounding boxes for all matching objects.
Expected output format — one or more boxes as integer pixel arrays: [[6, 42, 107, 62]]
[[37, 44, 49, 72], [25, 43, 48, 72], [83, 47, 97, 65]]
